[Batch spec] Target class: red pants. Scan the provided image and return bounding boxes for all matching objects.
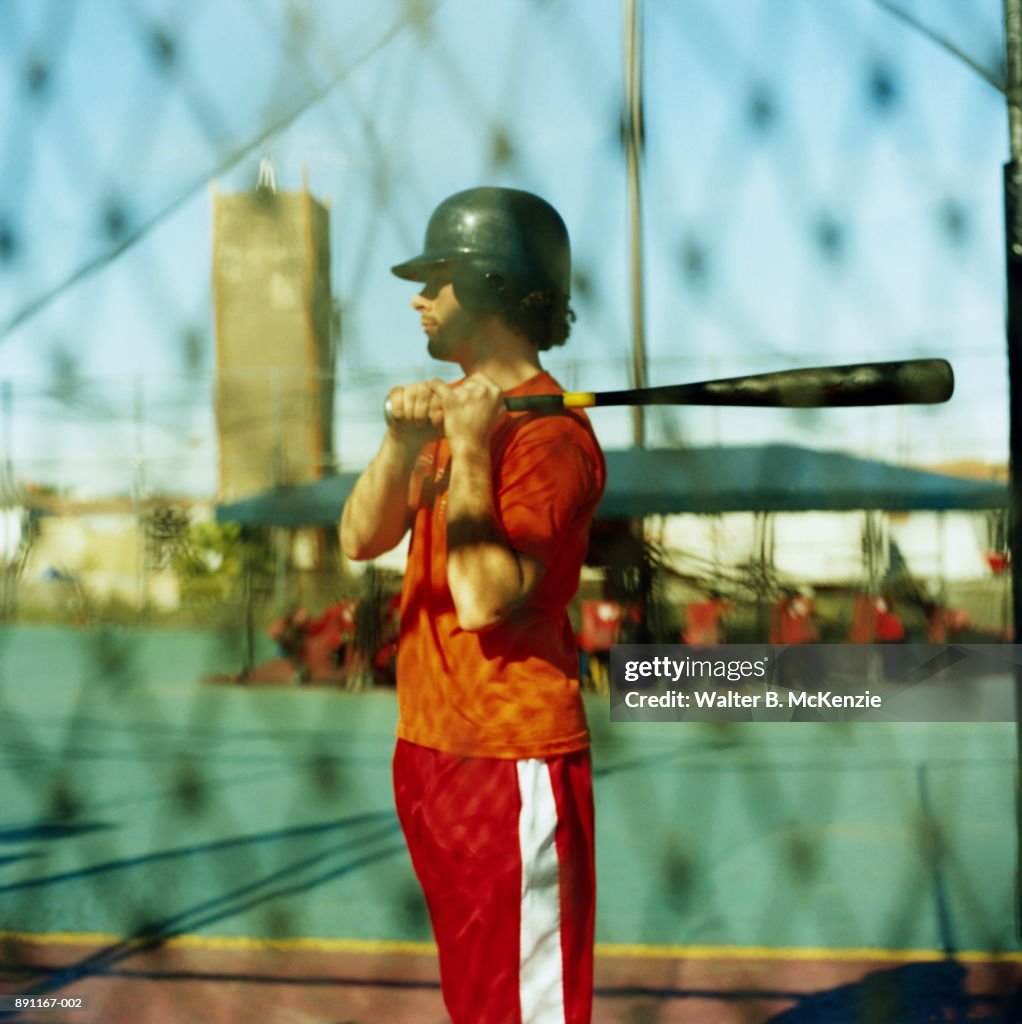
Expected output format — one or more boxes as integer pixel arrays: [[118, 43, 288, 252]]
[[393, 739, 595, 1024]]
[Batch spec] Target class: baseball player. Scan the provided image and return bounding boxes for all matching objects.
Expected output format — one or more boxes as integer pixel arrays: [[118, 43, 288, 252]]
[[341, 186, 605, 1023]]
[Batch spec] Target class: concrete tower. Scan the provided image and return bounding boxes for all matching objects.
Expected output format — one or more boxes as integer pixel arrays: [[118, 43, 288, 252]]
[[212, 170, 334, 500]]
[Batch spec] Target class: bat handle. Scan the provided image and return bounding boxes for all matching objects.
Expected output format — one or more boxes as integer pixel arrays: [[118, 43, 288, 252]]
[[384, 392, 569, 422], [505, 392, 596, 412], [504, 394, 566, 413], [384, 391, 595, 423]]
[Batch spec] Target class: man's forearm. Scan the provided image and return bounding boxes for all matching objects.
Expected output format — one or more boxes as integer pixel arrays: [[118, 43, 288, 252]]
[[340, 434, 417, 560], [446, 440, 528, 631]]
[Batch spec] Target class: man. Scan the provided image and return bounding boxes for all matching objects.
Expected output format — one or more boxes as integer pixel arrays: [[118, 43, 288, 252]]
[[341, 186, 605, 1024]]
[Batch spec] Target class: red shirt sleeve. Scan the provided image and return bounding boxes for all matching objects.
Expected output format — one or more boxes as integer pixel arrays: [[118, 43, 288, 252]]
[[493, 414, 604, 567]]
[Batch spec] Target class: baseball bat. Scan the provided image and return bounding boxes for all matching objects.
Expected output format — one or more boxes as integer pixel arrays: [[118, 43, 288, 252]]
[[382, 358, 953, 423]]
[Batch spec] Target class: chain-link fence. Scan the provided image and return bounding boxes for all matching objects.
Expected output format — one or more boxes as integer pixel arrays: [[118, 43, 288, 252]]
[[0, 1, 1018, 1021]]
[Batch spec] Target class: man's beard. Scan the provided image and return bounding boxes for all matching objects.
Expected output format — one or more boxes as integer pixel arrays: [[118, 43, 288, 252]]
[[427, 305, 485, 361]]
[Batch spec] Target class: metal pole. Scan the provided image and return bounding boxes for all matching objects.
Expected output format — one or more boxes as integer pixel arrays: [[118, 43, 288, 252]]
[[1002, 0, 1022, 942], [1, 381, 13, 617], [132, 375, 147, 617], [272, 369, 287, 608], [624, 0, 648, 447], [1, 380, 11, 491]]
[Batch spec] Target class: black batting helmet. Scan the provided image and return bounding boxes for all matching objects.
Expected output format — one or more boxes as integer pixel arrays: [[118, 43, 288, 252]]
[[391, 187, 571, 313]]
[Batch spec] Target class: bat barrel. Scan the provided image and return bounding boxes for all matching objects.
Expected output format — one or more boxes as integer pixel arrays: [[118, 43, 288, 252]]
[[698, 358, 955, 408]]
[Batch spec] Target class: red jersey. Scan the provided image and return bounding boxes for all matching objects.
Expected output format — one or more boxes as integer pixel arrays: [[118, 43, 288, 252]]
[[396, 371, 606, 759]]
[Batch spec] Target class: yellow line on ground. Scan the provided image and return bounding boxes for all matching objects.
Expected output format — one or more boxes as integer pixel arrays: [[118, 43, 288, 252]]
[[597, 943, 1022, 964], [2, 930, 1021, 964]]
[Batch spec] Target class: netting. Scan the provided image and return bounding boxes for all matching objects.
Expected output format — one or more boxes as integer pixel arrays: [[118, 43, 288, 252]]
[[0, 0, 1008, 476], [0, 1, 1018, 1021]]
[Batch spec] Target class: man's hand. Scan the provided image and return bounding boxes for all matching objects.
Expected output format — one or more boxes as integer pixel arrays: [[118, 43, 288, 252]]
[[341, 378, 442, 561], [435, 374, 505, 454], [385, 379, 445, 445]]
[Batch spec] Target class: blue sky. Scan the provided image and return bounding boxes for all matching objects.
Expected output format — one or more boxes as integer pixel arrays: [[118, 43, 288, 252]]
[[0, 0, 1009, 495]]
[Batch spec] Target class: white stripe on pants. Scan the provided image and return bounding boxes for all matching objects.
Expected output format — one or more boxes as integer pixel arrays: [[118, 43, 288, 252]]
[[517, 758, 566, 1023]]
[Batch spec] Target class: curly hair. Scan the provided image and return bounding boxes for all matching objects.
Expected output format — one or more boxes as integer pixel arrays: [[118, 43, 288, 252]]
[[498, 289, 576, 351]]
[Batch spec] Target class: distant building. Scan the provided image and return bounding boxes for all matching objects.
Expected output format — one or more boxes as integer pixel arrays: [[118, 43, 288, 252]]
[[211, 173, 335, 500]]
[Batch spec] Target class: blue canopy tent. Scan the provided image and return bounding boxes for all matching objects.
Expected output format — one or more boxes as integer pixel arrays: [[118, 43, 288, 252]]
[[217, 473, 362, 529], [594, 445, 1006, 516], [215, 444, 1007, 526]]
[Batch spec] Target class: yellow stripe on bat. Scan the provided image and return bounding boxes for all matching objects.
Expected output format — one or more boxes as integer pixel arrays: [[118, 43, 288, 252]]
[[561, 391, 597, 408]]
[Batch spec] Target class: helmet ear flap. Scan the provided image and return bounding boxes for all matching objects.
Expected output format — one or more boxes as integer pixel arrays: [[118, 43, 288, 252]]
[[452, 263, 510, 314]]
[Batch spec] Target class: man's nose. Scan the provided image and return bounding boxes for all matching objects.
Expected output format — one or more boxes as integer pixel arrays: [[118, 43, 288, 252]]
[[411, 290, 429, 312]]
